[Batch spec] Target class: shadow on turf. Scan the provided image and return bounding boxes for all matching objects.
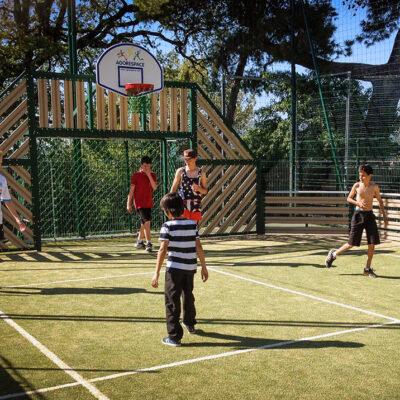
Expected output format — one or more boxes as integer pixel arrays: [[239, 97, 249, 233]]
[[2, 314, 399, 330], [0, 356, 44, 400], [187, 330, 365, 349], [340, 273, 400, 279], [0, 287, 162, 296]]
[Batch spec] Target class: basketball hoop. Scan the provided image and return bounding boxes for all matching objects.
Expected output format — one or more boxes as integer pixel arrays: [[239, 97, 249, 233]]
[[125, 83, 154, 115], [125, 83, 154, 97]]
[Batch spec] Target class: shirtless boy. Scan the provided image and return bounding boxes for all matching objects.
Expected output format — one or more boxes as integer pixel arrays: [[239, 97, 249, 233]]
[[325, 164, 388, 277]]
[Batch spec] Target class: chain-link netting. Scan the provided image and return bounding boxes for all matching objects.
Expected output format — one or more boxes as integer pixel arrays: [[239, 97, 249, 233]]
[[38, 138, 168, 240], [255, 1, 400, 193]]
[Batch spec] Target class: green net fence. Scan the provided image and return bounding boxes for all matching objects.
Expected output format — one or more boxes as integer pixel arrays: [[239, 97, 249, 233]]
[[37, 138, 170, 240]]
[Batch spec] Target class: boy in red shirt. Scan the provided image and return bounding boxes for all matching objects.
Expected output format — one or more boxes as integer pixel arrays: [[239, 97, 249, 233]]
[[127, 156, 158, 252]]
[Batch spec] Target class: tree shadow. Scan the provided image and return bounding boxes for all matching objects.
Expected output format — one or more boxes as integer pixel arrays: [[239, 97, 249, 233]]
[[0, 356, 44, 399], [0, 287, 163, 296], [187, 329, 365, 349]]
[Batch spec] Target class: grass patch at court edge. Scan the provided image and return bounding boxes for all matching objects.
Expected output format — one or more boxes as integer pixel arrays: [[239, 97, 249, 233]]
[[0, 236, 399, 399]]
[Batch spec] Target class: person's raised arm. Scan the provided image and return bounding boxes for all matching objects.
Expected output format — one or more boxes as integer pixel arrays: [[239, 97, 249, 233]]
[[374, 185, 388, 227], [146, 171, 158, 191], [170, 169, 182, 193]]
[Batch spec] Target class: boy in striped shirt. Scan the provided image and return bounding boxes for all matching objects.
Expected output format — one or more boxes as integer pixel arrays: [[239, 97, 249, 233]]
[[151, 192, 208, 347]]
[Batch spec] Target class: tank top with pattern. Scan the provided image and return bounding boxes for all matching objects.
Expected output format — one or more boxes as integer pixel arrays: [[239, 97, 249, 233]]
[[178, 167, 202, 212]]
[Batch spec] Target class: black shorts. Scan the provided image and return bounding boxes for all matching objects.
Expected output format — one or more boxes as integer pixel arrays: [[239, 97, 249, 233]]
[[136, 208, 152, 224], [0, 224, 5, 242], [348, 210, 380, 247]]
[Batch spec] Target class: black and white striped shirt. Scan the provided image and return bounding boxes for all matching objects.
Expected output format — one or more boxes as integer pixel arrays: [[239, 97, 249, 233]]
[[159, 219, 199, 271]]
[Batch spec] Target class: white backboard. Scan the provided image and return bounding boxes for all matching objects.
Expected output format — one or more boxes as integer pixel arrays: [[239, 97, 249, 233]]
[[96, 43, 163, 96]]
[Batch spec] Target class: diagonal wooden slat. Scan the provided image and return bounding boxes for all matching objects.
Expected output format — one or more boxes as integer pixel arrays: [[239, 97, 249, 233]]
[[197, 113, 237, 159], [149, 94, 158, 130], [201, 165, 241, 210], [3, 207, 33, 240], [230, 199, 257, 233], [9, 138, 29, 159], [0, 99, 27, 138], [10, 166, 31, 185], [198, 93, 251, 158], [10, 194, 32, 220], [197, 127, 223, 159], [0, 81, 26, 117], [216, 183, 256, 233], [0, 168, 31, 203], [197, 144, 210, 159], [207, 171, 256, 234], [3, 224, 28, 249], [201, 165, 251, 227], [0, 119, 28, 153], [205, 166, 224, 188]]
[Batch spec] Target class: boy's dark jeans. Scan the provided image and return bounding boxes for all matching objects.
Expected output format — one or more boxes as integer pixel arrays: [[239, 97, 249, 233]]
[[165, 268, 196, 341]]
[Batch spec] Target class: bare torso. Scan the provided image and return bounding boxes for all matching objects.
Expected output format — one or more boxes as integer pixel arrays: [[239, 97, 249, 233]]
[[355, 182, 376, 211]]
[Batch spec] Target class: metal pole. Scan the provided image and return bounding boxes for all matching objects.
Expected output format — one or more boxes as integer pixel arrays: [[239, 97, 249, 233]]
[[68, 0, 85, 237], [290, 0, 297, 195], [344, 71, 351, 190], [162, 140, 168, 195], [301, 0, 344, 191], [221, 72, 226, 117], [49, 159, 57, 239], [26, 71, 42, 251], [124, 141, 132, 233]]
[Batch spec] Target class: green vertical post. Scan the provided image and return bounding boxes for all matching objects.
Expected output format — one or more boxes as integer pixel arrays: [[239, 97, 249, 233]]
[[162, 140, 168, 195], [124, 141, 132, 232], [256, 161, 265, 235], [68, 0, 85, 237], [290, 0, 297, 194], [26, 72, 42, 251], [301, 0, 344, 191], [189, 87, 197, 150]]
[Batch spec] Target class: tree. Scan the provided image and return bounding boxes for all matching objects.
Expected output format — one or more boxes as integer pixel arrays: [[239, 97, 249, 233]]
[[0, 0, 189, 87]]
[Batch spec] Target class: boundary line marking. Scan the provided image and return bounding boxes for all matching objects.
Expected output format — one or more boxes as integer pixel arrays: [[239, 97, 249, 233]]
[[0, 310, 109, 400], [1, 320, 398, 400], [209, 267, 399, 322]]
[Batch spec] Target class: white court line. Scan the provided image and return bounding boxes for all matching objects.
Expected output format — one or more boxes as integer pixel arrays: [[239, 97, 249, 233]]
[[1, 320, 398, 400], [209, 267, 400, 322], [0, 310, 109, 400], [2, 271, 154, 288]]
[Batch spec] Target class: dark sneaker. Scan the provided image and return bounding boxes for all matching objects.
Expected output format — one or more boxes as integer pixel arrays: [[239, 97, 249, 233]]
[[135, 241, 145, 249], [183, 323, 196, 334], [145, 242, 153, 253], [363, 268, 378, 278], [162, 337, 181, 347], [325, 249, 336, 268]]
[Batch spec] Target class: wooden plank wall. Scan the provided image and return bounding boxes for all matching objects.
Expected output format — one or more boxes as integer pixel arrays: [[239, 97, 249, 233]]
[[199, 164, 257, 235], [374, 195, 400, 242], [265, 194, 349, 234], [0, 79, 32, 249], [37, 80, 191, 132]]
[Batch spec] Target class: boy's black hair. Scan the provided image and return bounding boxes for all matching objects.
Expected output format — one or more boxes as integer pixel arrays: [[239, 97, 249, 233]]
[[141, 156, 152, 164], [359, 164, 373, 175], [160, 193, 184, 218]]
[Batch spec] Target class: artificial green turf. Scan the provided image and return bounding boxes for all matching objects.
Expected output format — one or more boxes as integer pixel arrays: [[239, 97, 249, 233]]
[[0, 235, 399, 399]]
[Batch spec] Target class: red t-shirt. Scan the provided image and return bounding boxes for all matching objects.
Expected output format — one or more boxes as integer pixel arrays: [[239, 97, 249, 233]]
[[131, 171, 157, 209]]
